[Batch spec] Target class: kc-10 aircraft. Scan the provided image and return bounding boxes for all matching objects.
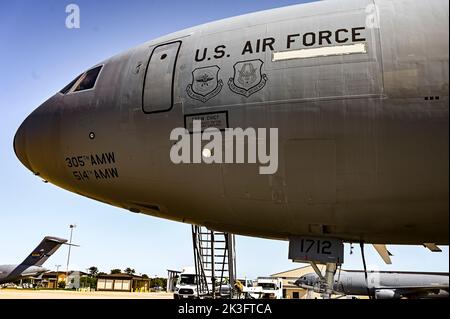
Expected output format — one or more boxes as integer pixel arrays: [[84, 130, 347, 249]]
[[0, 236, 67, 285], [13, 0, 448, 291], [295, 270, 449, 299]]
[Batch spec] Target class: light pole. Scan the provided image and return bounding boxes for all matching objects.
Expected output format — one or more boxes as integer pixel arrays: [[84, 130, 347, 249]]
[[55, 264, 61, 289], [65, 224, 76, 287]]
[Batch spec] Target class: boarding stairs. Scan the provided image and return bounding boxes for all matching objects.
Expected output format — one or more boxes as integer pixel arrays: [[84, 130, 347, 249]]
[[192, 225, 236, 299]]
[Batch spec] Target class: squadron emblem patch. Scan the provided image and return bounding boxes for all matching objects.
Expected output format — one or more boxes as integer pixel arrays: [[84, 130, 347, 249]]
[[186, 66, 223, 103], [228, 59, 268, 98]]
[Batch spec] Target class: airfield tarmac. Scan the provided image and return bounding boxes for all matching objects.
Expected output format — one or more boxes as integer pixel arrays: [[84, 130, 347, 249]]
[[0, 289, 173, 299]]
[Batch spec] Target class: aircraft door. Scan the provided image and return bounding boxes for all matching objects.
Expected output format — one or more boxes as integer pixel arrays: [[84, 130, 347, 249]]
[[142, 41, 181, 113]]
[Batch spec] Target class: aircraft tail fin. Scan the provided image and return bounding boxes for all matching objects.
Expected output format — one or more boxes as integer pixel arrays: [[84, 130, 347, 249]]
[[20, 236, 68, 267]]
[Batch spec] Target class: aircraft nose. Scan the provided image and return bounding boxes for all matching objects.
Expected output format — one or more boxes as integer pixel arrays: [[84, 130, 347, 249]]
[[13, 97, 60, 176], [14, 117, 33, 172]]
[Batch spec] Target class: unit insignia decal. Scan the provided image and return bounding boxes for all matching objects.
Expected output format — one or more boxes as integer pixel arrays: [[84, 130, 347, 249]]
[[186, 65, 223, 103], [228, 59, 268, 98], [31, 249, 45, 258]]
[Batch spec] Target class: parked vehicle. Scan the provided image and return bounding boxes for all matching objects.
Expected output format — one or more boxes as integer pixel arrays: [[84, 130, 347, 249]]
[[174, 266, 198, 299], [246, 277, 283, 299]]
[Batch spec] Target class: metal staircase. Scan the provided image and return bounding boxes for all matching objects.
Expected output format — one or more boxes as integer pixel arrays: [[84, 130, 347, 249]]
[[192, 225, 236, 299]]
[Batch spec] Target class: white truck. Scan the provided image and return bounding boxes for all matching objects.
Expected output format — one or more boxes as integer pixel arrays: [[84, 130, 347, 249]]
[[246, 277, 283, 299], [174, 266, 199, 299], [174, 266, 232, 299]]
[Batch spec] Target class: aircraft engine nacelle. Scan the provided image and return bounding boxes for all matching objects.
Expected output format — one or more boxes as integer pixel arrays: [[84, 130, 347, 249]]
[[374, 289, 398, 299]]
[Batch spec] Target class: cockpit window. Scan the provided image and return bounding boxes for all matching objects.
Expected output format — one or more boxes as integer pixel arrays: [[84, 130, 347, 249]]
[[59, 65, 103, 95], [60, 74, 82, 94], [74, 66, 102, 92]]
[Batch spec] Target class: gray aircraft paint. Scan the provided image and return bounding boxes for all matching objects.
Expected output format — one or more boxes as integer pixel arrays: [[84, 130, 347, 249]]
[[0, 236, 67, 285], [296, 270, 449, 299], [14, 0, 449, 244]]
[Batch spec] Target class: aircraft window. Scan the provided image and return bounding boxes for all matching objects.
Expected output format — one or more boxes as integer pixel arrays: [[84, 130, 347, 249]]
[[74, 65, 102, 92], [60, 74, 82, 94]]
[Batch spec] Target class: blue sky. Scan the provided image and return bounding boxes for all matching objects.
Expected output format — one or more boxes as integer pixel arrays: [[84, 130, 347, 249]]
[[0, 0, 448, 279]]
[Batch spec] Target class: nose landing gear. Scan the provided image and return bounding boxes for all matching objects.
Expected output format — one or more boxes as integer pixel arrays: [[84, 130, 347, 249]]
[[289, 236, 344, 299]]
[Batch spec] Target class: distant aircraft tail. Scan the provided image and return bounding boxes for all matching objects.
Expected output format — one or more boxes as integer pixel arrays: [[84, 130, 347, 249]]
[[20, 236, 68, 267]]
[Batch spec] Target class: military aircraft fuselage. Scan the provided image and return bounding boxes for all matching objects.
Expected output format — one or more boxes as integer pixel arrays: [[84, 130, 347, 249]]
[[14, 0, 449, 244], [0, 265, 47, 285], [296, 270, 449, 299]]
